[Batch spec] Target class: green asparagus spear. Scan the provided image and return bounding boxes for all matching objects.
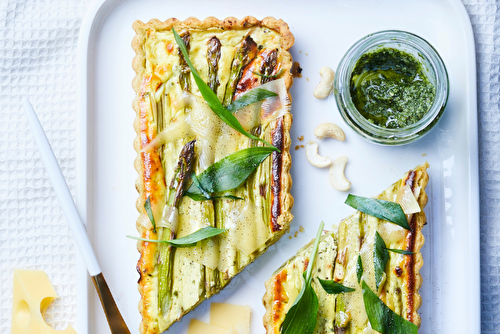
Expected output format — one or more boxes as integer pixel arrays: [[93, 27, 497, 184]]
[[222, 35, 258, 106], [198, 39, 224, 294], [178, 32, 191, 91], [168, 140, 196, 207], [207, 36, 221, 93], [158, 140, 196, 314], [202, 199, 219, 297], [157, 95, 165, 163], [335, 296, 349, 332], [259, 49, 278, 84]]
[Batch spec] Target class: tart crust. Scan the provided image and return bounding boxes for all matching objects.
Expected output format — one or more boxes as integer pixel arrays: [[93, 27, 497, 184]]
[[132, 16, 294, 334]]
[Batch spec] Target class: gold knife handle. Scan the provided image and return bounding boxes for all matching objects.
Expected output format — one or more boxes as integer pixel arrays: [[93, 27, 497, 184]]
[[92, 273, 131, 334]]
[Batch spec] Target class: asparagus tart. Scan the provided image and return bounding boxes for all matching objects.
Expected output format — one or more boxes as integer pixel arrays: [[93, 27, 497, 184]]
[[263, 163, 429, 333], [132, 16, 294, 333]]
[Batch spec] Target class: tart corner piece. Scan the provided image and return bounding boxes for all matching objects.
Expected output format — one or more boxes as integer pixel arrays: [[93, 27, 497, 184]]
[[132, 16, 295, 333], [263, 233, 338, 334], [263, 163, 429, 333]]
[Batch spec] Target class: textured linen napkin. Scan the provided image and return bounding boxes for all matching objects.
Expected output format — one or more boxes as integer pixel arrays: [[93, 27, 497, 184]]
[[0, 0, 91, 331], [0, 0, 498, 333], [463, 1, 500, 333]]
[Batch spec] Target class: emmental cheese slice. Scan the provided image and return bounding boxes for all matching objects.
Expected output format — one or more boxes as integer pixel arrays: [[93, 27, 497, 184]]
[[11, 269, 77, 334], [187, 302, 252, 334], [210, 303, 251, 334], [187, 319, 227, 334]]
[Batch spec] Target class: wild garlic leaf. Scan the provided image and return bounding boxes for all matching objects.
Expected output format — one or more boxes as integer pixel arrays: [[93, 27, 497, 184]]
[[127, 226, 226, 248], [357, 254, 363, 284], [281, 221, 325, 334], [185, 147, 276, 198], [305, 221, 325, 282], [318, 278, 355, 294], [172, 28, 275, 148], [226, 88, 278, 113], [345, 195, 411, 230], [386, 248, 414, 255], [362, 281, 418, 334], [185, 193, 243, 201], [163, 227, 226, 247], [188, 174, 211, 199], [374, 232, 390, 289], [144, 196, 156, 233], [281, 274, 319, 334]]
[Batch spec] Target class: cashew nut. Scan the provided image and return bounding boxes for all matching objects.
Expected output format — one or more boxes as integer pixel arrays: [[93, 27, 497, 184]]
[[306, 141, 332, 168], [329, 156, 351, 191], [313, 66, 335, 99], [314, 122, 345, 141]]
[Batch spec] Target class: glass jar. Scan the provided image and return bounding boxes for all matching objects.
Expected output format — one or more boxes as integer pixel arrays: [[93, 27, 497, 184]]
[[334, 30, 449, 145]]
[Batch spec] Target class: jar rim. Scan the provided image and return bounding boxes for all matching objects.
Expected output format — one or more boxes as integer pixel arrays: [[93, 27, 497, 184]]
[[334, 30, 449, 145]]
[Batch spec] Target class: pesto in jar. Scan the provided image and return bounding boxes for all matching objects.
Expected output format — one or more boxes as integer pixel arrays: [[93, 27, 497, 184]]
[[350, 47, 435, 129]]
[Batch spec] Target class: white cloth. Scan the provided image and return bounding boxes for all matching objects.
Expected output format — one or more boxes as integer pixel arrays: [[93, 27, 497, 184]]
[[462, 1, 500, 333], [0, 0, 497, 333], [0, 0, 91, 331]]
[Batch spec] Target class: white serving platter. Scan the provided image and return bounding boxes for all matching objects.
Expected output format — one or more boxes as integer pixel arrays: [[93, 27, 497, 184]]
[[76, 0, 479, 333]]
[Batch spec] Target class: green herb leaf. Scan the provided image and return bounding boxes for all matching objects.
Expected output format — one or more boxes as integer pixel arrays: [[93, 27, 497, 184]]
[[127, 226, 226, 248], [144, 196, 156, 233], [362, 281, 418, 334], [186, 192, 243, 201], [226, 88, 278, 113], [386, 248, 415, 255], [281, 221, 324, 334], [374, 232, 390, 289], [163, 227, 226, 247], [357, 254, 363, 284], [251, 68, 285, 79], [318, 278, 355, 294], [345, 195, 411, 230], [305, 221, 325, 282], [185, 147, 276, 197], [189, 174, 211, 199], [172, 28, 275, 148], [281, 272, 318, 334]]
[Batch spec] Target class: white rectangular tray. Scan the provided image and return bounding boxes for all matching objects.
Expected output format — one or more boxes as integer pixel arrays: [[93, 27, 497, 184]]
[[76, 0, 479, 333]]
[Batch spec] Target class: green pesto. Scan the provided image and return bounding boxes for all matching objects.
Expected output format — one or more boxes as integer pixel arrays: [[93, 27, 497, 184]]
[[350, 47, 435, 129]]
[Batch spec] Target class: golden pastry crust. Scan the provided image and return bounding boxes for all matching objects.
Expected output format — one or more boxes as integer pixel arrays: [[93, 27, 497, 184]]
[[400, 162, 429, 327], [132, 16, 294, 334], [262, 163, 429, 333]]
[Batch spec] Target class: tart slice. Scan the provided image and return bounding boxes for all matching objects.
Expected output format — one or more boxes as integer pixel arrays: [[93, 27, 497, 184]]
[[263, 163, 429, 333], [132, 17, 294, 334], [264, 234, 338, 334]]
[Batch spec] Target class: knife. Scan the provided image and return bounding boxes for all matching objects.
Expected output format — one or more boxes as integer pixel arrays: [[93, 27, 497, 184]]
[[23, 98, 130, 334]]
